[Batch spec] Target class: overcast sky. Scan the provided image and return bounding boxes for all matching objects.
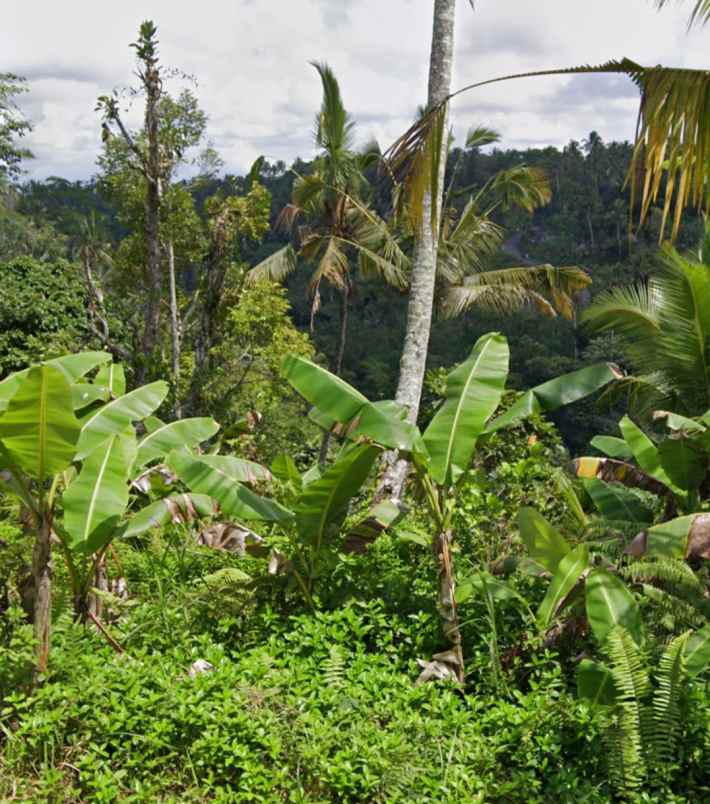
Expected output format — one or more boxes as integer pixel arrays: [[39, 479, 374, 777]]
[[4, 0, 709, 181]]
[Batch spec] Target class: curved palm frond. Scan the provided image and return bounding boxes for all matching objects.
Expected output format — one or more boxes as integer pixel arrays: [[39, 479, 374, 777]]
[[583, 283, 661, 337], [655, 0, 710, 28], [436, 199, 504, 283], [385, 59, 710, 241], [246, 245, 298, 285], [440, 264, 589, 319], [465, 125, 500, 149], [481, 165, 552, 214]]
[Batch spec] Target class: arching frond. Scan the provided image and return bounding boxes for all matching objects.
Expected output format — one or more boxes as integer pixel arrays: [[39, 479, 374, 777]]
[[307, 236, 349, 296], [465, 125, 500, 149], [311, 61, 355, 160], [246, 245, 297, 285], [655, 0, 710, 28], [482, 165, 552, 214], [385, 58, 710, 241], [583, 283, 661, 338]]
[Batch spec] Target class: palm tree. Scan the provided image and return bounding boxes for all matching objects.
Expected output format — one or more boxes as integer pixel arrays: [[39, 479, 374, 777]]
[[248, 63, 407, 379], [582, 230, 710, 418]]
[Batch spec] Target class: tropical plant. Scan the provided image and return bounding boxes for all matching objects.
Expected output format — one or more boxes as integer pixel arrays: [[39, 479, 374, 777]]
[[0, 351, 222, 671], [282, 334, 619, 681], [582, 238, 710, 418], [248, 63, 407, 381]]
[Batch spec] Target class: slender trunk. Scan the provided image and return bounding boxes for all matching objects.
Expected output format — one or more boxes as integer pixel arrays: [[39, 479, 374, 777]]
[[87, 554, 108, 621], [166, 240, 182, 418], [586, 210, 595, 250], [33, 511, 53, 675], [379, 0, 456, 498], [434, 529, 464, 683], [319, 287, 349, 466], [138, 62, 163, 384]]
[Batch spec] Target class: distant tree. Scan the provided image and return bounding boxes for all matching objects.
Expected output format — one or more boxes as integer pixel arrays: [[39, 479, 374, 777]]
[[0, 73, 32, 185]]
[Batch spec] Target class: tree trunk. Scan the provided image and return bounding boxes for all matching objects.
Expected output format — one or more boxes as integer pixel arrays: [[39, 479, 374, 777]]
[[166, 239, 182, 418], [379, 0, 457, 498], [434, 529, 464, 683], [319, 287, 350, 466], [33, 511, 53, 675], [138, 61, 163, 384]]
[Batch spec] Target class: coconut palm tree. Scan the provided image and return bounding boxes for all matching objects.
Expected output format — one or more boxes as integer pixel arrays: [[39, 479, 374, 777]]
[[248, 63, 407, 378], [582, 228, 710, 418]]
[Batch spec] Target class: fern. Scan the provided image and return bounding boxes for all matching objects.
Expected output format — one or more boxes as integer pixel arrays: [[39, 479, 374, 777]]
[[605, 626, 650, 796], [622, 558, 703, 596], [649, 632, 689, 767], [321, 645, 346, 689], [641, 584, 706, 631]]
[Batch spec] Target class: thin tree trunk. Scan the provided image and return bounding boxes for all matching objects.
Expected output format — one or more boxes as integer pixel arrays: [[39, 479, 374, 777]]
[[379, 0, 456, 498], [138, 60, 163, 384], [319, 287, 349, 466], [166, 240, 182, 418], [33, 511, 53, 675], [435, 528, 464, 683], [586, 210, 596, 250]]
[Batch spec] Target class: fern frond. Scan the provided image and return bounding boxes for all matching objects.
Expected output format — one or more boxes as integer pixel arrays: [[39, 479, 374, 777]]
[[606, 625, 650, 794], [321, 645, 347, 689], [650, 632, 689, 767], [640, 583, 707, 630], [622, 557, 704, 596]]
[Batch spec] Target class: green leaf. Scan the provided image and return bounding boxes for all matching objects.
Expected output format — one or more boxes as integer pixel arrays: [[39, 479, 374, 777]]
[[655, 410, 706, 435], [94, 362, 126, 397], [63, 433, 137, 554], [619, 415, 675, 489], [46, 351, 112, 382], [271, 453, 302, 490], [76, 381, 168, 460], [537, 545, 589, 627], [586, 569, 643, 647], [282, 355, 367, 423], [135, 417, 220, 469], [0, 365, 80, 480], [516, 507, 571, 574], [456, 570, 519, 605], [294, 444, 380, 547], [199, 455, 272, 485], [422, 333, 509, 485], [583, 478, 654, 524], [577, 659, 618, 706], [658, 438, 705, 491], [487, 363, 619, 432], [71, 382, 109, 411], [123, 493, 217, 540], [167, 450, 292, 523], [590, 435, 634, 459], [644, 514, 704, 559], [685, 624, 710, 677]]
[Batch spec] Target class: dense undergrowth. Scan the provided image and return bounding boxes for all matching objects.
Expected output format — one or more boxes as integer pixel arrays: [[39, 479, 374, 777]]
[[1, 424, 708, 803]]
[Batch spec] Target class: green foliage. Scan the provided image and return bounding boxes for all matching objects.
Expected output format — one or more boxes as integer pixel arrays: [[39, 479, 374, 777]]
[[0, 257, 91, 375]]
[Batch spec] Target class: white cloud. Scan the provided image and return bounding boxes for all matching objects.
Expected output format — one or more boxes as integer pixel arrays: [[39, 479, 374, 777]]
[[3, 0, 707, 179]]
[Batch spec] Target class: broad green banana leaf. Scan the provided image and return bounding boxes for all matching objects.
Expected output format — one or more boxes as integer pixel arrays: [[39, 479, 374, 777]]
[[95, 362, 126, 397], [0, 365, 80, 480], [590, 435, 634, 460], [583, 478, 654, 524], [619, 415, 675, 490], [655, 410, 706, 435], [537, 545, 589, 627], [294, 443, 380, 548], [585, 569, 642, 646], [658, 438, 705, 492], [135, 417, 220, 469], [516, 507, 571, 574], [487, 363, 621, 433], [456, 571, 521, 605], [167, 450, 292, 523], [123, 493, 218, 540], [422, 333, 509, 486], [199, 455, 272, 485], [63, 432, 137, 554], [76, 381, 168, 460], [282, 355, 368, 422], [47, 351, 112, 382], [577, 659, 618, 706], [685, 624, 710, 677]]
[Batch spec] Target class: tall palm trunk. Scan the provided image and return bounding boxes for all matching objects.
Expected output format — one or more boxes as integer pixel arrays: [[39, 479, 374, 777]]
[[319, 286, 350, 466], [380, 0, 457, 497]]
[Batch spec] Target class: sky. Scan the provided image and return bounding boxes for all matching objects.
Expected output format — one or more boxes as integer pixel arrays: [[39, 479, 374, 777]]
[[3, 0, 710, 181]]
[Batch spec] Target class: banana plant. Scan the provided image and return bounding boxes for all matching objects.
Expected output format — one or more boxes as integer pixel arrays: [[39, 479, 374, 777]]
[[0, 352, 221, 672], [281, 334, 619, 682], [573, 411, 710, 562]]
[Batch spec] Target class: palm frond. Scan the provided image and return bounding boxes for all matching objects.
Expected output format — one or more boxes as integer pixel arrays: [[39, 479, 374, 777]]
[[655, 0, 710, 28], [583, 283, 661, 337], [483, 165, 552, 214], [307, 236, 349, 297], [246, 245, 298, 285], [311, 61, 355, 160], [465, 125, 500, 149], [385, 58, 710, 241]]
